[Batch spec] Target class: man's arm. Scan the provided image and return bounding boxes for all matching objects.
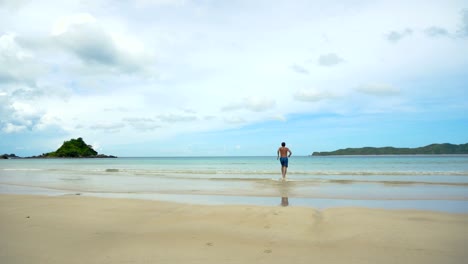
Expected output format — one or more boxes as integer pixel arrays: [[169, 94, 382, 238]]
[[277, 149, 280, 160], [288, 148, 292, 157]]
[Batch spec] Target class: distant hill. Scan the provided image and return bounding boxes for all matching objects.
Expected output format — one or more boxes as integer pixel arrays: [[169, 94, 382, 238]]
[[312, 143, 468, 156], [30, 137, 117, 158]]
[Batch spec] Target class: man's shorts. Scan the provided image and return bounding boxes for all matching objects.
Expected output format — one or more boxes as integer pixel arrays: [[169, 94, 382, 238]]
[[279, 157, 288, 167]]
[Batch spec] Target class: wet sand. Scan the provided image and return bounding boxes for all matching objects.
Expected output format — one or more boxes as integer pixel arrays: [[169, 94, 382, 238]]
[[1, 194, 467, 264]]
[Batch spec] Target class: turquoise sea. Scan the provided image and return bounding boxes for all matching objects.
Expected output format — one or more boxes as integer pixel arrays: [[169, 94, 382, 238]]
[[1, 156, 467, 213]]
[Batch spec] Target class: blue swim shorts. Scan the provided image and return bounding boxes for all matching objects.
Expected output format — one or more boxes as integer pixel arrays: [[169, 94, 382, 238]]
[[279, 157, 288, 167]]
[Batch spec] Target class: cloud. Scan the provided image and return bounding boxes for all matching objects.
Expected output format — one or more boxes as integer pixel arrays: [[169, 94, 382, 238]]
[[89, 123, 125, 133], [123, 117, 160, 131], [52, 13, 150, 73], [221, 97, 276, 112], [458, 9, 468, 37], [0, 0, 28, 10], [355, 84, 399, 96], [293, 89, 336, 102], [134, 0, 186, 7], [317, 53, 344, 66], [0, 98, 44, 133], [54, 22, 118, 66], [424, 26, 450, 37], [156, 114, 198, 123], [2, 123, 27, 133], [0, 33, 71, 134], [386, 28, 413, 43], [0, 33, 40, 86], [223, 116, 246, 124], [423, 9, 468, 39], [290, 64, 309, 74], [0, 72, 16, 84], [271, 114, 287, 122], [51, 13, 97, 36]]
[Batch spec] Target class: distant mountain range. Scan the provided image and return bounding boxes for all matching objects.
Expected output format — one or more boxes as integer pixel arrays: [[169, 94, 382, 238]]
[[312, 143, 468, 156]]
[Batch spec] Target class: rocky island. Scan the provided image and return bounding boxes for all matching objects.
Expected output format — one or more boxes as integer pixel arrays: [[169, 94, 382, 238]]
[[2, 138, 117, 159], [312, 143, 468, 156], [33, 137, 117, 158], [1, 154, 20, 159]]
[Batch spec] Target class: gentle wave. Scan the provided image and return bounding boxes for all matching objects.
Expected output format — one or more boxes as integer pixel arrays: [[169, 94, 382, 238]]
[[2, 167, 468, 176], [1, 168, 45, 171], [180, 177, 468, 186], [108, 168, 468, 176]]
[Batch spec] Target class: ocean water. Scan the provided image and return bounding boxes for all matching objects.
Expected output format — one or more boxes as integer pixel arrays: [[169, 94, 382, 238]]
[[1, 156, 467, 213]]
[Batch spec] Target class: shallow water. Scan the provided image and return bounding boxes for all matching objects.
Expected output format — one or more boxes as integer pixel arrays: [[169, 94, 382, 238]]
[[1, 156, 467, 212]]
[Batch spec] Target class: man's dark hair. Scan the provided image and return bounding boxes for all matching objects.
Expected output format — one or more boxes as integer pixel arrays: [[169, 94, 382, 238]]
[[281, 142, 286, 147]]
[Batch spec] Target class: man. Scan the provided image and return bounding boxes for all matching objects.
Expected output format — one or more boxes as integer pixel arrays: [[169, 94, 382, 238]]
[[277, 142, 292, 180]]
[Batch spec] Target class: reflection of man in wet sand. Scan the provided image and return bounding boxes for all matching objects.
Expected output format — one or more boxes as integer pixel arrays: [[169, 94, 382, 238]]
[[277, 142, 292, 180], [281, 197, 289, 207]]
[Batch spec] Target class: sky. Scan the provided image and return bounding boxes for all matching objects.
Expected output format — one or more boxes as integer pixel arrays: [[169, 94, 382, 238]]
[[0, 0, 467, 157]]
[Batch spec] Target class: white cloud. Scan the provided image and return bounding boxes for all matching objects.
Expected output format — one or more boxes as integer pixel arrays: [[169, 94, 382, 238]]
[[458, 8, 468, 37], [52, 13, 152, 73], [317, 53, 344, 66], [123, 117, 160, 131], [290, 64, 309, 74], [89, 123, 125, 133], [293, 89, 336, 102], [51, 13, 97, 36], [3, 123, 27, 133], [0, 33, 39, 86], [222, 97, 276, 112], [0, 97, 44, 133], [35, 114, 62, 131], [424, 26, 450, 37], [0, 0, 28, 10], [355, 84, 400, 96], [271, 114, 287, 122], [386, 28, 413, 43], [134, 0, 186, 8], [224, 116, 246, 124], [156, 114, 198, 123]]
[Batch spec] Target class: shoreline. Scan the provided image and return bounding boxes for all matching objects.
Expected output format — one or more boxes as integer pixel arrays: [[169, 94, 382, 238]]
[[2, 184, 468, 214], [1, 194, 467, 264]]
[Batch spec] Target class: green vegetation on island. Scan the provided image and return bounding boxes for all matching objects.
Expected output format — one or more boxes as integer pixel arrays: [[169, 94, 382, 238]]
[[31, 137, 117, 158], [312, 143, 468, 156]]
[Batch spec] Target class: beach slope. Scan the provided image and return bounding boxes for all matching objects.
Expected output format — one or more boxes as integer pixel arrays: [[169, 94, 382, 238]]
[[1, 195, 467, 264]]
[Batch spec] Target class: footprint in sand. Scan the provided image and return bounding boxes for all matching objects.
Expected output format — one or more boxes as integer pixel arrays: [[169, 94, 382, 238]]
[[264, 249, 272, 253], [206, 242, 213, 246]]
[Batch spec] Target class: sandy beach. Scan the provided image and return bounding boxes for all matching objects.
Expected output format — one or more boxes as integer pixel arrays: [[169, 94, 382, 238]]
[[0, 195, 467, 264]]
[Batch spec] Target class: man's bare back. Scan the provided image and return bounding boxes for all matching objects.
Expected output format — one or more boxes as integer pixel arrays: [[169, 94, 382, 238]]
[[278, 147, 291, 157]]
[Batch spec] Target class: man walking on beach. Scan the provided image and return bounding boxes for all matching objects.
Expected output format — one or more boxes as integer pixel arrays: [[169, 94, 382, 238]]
[[277, 142, 292, 180]]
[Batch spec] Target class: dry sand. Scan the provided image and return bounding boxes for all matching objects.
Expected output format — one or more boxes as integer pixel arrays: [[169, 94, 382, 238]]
[[1, 194, 467, 264]]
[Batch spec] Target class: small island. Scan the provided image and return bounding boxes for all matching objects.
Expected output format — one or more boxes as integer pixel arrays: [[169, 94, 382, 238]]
[[2, 138, 117, 159], [1, 154, 20, 159], [34, 137, 117, 158], [312, 143, 468, 156]]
